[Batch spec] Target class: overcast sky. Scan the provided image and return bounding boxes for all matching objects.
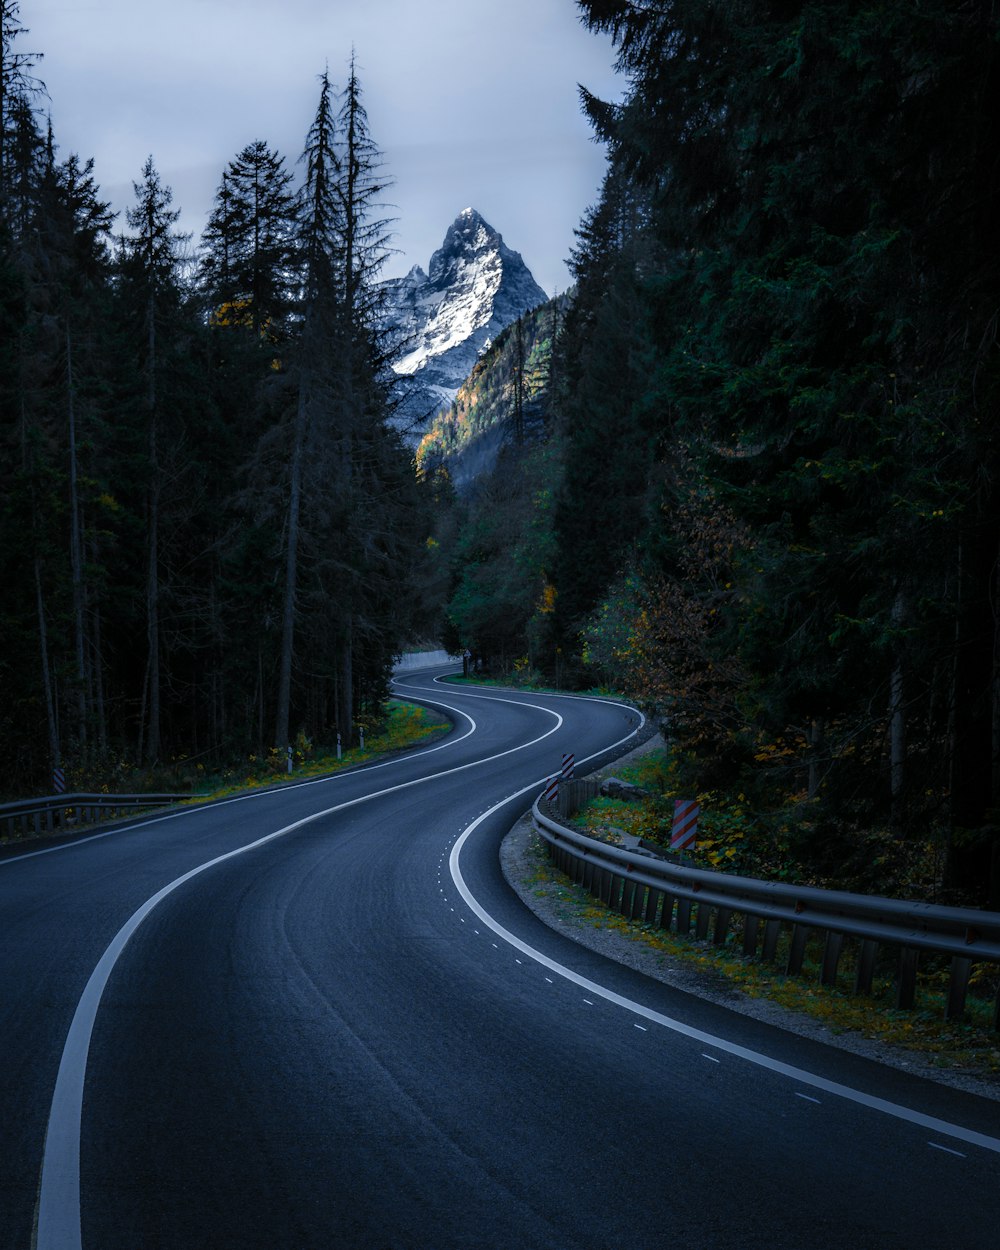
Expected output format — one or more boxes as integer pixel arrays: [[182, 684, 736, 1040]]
[[25, 0, 623, 296]]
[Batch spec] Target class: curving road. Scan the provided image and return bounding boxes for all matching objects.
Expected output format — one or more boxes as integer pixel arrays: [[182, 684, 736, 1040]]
[[1, 667, 997, 1249]]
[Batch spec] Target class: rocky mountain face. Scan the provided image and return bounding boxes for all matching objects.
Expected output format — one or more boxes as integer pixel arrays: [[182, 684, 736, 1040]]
[[415, 294, 566, 493], [384, 208, 547, 438]]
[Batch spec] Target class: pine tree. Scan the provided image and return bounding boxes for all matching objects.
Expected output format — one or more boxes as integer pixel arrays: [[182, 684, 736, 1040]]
[[199, 138, 298, 339], [120, 156, 188, 763]]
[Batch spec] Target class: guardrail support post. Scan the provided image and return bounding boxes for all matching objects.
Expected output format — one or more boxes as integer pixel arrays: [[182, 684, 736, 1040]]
[[854, 939, 878, 995], [945, 956, 972, 1021], [896, 947, 918, 1009], [659, 893, 675, 931], [787, 924, 809, 975], [821, 931, 844, 986], [762, 919, 781, 963], [742, 914, 760, 957], [620, 878, 635, 916], [695, 902, 711, 941], [713, 907, 732, 946], [676, 898, 692, 935], [644, 887, 660, 924]]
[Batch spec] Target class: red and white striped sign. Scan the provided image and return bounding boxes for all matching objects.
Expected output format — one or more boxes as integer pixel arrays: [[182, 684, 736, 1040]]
[[671, 799, 700, 850], [560, 752, 575, 780], [544, 776, 559, 802]]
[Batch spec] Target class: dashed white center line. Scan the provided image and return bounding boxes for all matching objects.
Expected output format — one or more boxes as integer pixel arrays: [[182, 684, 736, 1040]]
[[796, 1093, 821, 1105], [702, 1054, 720, 1064], [929, 1142, 967, 1158], [634, 1024, 648, 1032], [583, 999, 594, 1005], [544, 977, 554, 984]]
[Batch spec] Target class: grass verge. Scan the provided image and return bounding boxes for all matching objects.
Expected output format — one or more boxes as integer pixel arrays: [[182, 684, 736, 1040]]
[[186, 700, 451, 801]]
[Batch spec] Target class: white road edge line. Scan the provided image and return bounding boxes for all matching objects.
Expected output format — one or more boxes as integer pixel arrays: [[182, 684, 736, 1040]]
[[35, 685, 565, 1250], [443, 694, 1000, 1161], [5, 678, 479, 869]]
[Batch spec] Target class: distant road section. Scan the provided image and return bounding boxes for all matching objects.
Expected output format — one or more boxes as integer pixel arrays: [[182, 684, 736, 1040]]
[[394, 648, 457, 671]]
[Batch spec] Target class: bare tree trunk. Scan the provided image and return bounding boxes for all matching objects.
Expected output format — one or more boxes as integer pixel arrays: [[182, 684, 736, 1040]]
[[34, 556, 61, 771], [807, 718, 824, 800], [338, 625, 353, 746], [275, 381, 307, 750], [889, 591, 906, 828], [145, 293, 161, 763], [66, 325, 89, 758]]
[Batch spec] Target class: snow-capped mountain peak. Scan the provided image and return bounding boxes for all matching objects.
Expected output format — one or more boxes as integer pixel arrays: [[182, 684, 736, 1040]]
[[384, 209, 547, 434]]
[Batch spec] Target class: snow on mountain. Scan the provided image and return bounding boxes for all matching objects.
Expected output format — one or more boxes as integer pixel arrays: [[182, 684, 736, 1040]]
[[384, 208, 547, 437]]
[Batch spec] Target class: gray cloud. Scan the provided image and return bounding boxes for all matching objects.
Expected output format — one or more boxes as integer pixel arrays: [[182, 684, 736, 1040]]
[[28, 0, 622, 295]]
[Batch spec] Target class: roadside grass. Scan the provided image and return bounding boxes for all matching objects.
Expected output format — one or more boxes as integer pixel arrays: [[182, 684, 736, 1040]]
[[523, 827, 1000, 1083], [187, 700, 451, 801]]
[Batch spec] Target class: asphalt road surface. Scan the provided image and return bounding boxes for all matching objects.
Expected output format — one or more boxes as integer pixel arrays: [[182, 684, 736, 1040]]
[[1, 667, 998, 1249]]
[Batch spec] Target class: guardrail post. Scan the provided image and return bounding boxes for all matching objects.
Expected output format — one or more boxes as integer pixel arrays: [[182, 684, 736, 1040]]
[[676, 898, 692, 935], [644, 887, 660, 924], [742, 914, 760, 957], [821, 931, 844, 986], [945, 956, 972, 1021], [695, 901, 711, 941], [713, 907, 732, 946], [854, 939, 878, 995], [896, 947, 919, 1009], [630, 884, 646, 921], [787, 923, 809, 975], [658, 893, 675, 931], [762, 918, 781, 963]]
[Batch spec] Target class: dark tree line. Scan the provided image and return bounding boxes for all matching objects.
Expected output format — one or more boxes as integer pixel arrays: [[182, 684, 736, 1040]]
[[442, 0, 1000, 902], [1, 5, 431, 793]]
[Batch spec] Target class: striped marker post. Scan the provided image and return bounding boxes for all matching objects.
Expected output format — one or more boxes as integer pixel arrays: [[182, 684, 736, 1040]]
[[560, 752, 575, 781], [53, 767, 66, 795], [671, 799, 700, 851], [544, 776, 560, 803]]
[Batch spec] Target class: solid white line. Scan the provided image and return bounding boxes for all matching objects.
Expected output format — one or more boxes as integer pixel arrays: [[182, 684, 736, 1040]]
[[446, 711, 1000, 1159], [36, 686, 566, 1250]]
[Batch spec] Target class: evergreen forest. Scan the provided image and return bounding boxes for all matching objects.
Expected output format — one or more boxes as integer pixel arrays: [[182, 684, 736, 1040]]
[[430, 0, 1000, 905], [1, 7, 433, 792]]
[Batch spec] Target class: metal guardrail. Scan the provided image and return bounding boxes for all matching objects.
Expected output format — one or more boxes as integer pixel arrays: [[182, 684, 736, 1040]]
[[532, 793, 1000, 1029], [0, 792, 187, 842]]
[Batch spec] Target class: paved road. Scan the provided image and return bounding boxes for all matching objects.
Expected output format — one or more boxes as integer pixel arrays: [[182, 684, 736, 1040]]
[[1, 668, 997, 1249]]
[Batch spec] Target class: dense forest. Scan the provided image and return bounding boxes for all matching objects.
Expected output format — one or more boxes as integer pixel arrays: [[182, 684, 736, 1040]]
[[438, 0, 1000, 903], [1, 3, 433, 794]]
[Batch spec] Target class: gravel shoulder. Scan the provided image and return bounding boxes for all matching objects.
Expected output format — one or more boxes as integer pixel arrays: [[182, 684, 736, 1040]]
[[500, 734, 1000, 1104]]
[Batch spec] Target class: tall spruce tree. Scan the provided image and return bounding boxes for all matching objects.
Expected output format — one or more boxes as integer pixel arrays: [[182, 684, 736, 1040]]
[[120, 156, 188, 763]]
